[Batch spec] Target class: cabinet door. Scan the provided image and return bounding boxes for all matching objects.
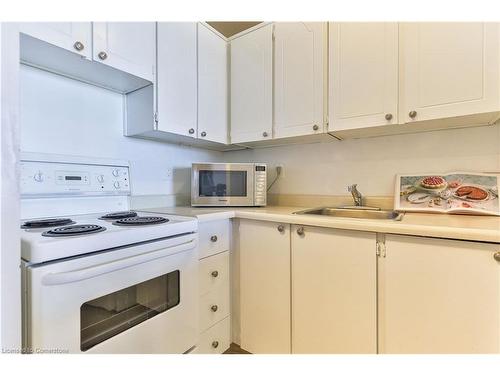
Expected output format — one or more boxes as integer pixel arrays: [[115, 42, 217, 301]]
[[230, 24, 273, 143], [401, 23, 500, 123], [380, 235, 500, 353], [329, 22, 398, 131], [157, 22, 197, 138], [239, 220, 290, 353], [93, 22, 156, 82], [198, 23, 228, 144], [274, 22, 325, 139], [19, 22, 91, 59], [292, 226, 377, 353]]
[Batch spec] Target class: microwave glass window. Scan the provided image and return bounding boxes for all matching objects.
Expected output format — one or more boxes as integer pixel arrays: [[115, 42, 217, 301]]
[[80, 270, 180, 351], [199, 170, 247, 197]]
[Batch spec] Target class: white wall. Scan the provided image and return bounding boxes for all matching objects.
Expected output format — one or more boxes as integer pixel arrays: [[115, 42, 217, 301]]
[[20, 65, 222, 200], [225, 124, 500, 197]]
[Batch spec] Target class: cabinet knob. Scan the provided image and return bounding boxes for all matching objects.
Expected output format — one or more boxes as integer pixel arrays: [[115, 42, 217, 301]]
[[385, 113, 393, 121], [262, 131, 268, 137], [312, 124, 319, 131], [296, 226, 305, 236], [211, 270, 219, 278], [200, 131, 207, 137], [98, 51, 108, 60], [212, 341, 219, 348], [211, 305, 218, 312], [494, 252, 500, 262], [188, 128, 195, 135], [409, 110, 417, 119], [210, 235, 218, 242], [277, 224, 285, 233], [73, 41, 84, 51]]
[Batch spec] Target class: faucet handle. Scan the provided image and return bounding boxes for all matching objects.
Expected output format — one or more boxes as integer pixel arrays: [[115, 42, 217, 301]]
[[348, 184, 357, 192]]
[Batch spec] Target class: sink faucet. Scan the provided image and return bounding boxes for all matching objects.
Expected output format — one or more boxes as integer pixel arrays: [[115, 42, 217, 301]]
[[348, 184, 363, 206]]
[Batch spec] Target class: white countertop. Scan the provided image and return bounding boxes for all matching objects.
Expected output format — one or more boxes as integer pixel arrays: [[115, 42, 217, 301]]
[[144, 206, 500, 244]]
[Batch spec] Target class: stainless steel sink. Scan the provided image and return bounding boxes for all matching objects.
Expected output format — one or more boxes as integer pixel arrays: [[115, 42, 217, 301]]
[[293, 207, 404, 221]]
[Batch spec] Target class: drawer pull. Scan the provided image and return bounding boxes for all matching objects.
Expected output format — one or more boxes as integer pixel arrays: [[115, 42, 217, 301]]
[[210, 235, 218, 243], [296, 226, 305, 236], [212, 341, 219, 348], [277, 224, 285, 233], [211, 270, 219, 278], [494, 252, 500, 262], [211, 305, 218, 312]]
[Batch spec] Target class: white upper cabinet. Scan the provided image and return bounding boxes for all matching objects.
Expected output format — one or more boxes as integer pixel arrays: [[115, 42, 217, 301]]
[[329, 22, 398, 131], [400, 23, 500, 123], [198, 23, 228, 144], [379, 235, 500, 354], [93, 22, 156, 82], [273, 22, 325, 139], [230, 24, 273, 143], [19, 22, 92, 59], [156, 23, 198, 138]]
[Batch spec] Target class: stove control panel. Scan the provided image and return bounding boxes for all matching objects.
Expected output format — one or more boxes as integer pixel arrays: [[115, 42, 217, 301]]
[[21, 160, 131, 197]]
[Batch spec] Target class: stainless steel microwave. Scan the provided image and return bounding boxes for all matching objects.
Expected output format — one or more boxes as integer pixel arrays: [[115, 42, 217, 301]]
[[191, 163, 267, 207]]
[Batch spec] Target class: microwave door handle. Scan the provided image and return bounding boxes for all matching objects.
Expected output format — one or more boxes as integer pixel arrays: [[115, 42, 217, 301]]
[[41, 240, 196, 286]]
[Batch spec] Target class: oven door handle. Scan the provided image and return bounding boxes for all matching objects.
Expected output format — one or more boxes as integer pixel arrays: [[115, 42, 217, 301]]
[[41, 239, 196, 286]]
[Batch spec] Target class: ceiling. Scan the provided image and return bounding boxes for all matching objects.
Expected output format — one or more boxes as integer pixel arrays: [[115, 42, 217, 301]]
[[206, 22, 262, 37]]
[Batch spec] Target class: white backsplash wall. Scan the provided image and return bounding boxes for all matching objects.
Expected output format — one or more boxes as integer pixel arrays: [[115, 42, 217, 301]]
[[20, 65, 222, 200], [224, 124, 500, 197]]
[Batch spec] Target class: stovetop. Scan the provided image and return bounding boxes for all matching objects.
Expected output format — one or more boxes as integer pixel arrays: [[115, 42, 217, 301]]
[[20, 211, 198, 264]]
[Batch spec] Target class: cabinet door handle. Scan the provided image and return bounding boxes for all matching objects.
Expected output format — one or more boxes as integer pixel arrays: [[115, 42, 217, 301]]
[[211, 305, 218, 312], [296, 226, 305, 236], [312, 124, 319, 131], [210, 235, 218, 243], [200, 131, 207, 137], [494, 252, 500, 262], [98, 51, 108, 60], [277, 224, 285, 233], [409, 110, 417, 119], [73, 41, 84, 51], [262, 131, 268, 137], [212, 341, 219, 348], [188, 128, 195, 135], [385, 113, 393, 121], [211, 270, 219, 278]]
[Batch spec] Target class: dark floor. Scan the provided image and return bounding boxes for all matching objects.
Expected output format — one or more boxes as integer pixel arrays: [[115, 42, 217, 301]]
[[223, 343, 251, 354]]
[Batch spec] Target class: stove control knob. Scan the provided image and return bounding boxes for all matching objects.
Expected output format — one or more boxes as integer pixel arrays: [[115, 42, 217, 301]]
[[112, 169, 120, 177], [33, 171, 44, 182], [113, 181, 121, 189], [97, 174, 105, 183]]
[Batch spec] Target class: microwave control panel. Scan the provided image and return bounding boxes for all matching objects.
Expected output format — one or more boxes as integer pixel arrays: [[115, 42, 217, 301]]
[[21, 160, 130, 197], [254, 164, 267, 206]]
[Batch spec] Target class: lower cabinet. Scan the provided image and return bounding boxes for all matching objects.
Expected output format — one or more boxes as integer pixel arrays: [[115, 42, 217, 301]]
[[379, 234, 500, 354], [292, 225, 377, 353], [239, 219, 291, 353]]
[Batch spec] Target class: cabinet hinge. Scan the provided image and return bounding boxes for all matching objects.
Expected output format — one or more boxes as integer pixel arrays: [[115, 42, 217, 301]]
[[272, 25, 275, 41], [376, 234, 386, 258], [154, 112, 159, 129]]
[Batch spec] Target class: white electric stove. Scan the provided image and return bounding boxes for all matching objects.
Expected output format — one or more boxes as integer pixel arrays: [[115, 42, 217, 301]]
[[20, 153, 199, 354]]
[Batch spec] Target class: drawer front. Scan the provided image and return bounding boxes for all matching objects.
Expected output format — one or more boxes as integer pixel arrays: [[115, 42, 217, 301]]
[[199, 220, 231, 259], [200, 282, 230, 332], [199, 251, 230, 297], [196, 317, 231, 354]]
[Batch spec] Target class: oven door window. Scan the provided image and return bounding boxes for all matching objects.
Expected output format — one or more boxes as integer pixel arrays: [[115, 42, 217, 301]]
[[199, 170, 247, 197], [80, 270, 180, 351]]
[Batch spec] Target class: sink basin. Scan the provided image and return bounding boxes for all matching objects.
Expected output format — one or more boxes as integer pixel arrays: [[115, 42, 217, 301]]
[[293, 207, 404, 221]]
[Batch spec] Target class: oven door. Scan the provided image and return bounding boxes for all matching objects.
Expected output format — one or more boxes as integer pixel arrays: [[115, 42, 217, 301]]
[[192, 163, 255, 206], [25, 234, 198, 354]]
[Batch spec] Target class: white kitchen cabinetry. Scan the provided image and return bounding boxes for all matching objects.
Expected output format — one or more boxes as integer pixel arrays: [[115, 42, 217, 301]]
[[379, 235, 500, 354], [274, 22, 325, 139], [230, 24, 273, 143], [93, 22, 156, 82], [198, 23, 228, 144], [400, 22, 500, 125], [329, 22, 398, 131], [292, 225, 377, 353], [19, 22, 92, 59], [196, 220, 231, 354], [156, 22, 198, 138], [239, 220, 291, 353]]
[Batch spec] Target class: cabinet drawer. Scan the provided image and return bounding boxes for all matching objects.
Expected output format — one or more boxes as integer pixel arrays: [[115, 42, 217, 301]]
[[199, 251, 229, 297], [199, 282, 230, 332], [195, 317, 231, 354], [198, 220, 231, 259]]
